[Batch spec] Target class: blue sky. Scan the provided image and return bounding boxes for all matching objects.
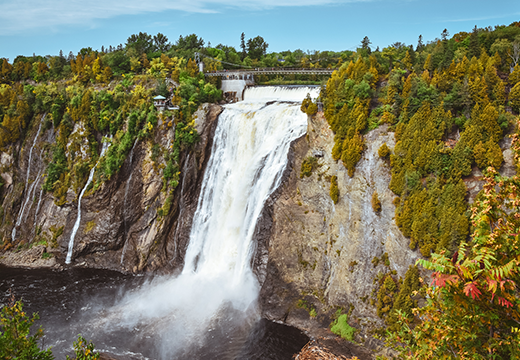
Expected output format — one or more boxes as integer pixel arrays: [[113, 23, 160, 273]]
[[0, 0, 519, 61]]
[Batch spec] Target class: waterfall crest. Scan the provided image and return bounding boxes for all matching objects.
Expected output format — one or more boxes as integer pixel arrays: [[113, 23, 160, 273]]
[[101, 86, 316, 358]]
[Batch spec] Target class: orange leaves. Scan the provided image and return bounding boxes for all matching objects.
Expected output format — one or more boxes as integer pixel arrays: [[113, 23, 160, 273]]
[[463, 281, 482, 300], [432, 272, 458, 288]]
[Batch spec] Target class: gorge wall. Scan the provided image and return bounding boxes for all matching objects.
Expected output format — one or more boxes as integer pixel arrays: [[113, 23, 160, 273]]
[[257, 112, 418, 354], [3, 102, 511, 358], [0, 104, 222, 273]]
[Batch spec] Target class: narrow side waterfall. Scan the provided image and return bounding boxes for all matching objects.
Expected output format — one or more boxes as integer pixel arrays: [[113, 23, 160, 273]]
[[12, 114, 44, 241], [65, 138, 112, 264], [97, 86, 320, 359], [120, 139, 138, 265]]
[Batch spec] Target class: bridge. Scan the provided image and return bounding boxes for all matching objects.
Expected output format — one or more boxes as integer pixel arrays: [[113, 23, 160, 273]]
[[204, 68, 335, 101], [204, 68, 336, 77], [194, 52, 336, 101]]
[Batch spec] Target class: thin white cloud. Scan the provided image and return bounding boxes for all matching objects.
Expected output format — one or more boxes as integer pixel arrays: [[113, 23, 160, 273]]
[[0, 0, 370, 35], [442, 12, 520, 23]]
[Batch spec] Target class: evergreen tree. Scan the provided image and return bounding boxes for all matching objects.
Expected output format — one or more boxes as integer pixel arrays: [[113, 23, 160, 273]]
[[469, 25, 480, 59], [416, 35, 425, 52], [240, 32, 246, 60]]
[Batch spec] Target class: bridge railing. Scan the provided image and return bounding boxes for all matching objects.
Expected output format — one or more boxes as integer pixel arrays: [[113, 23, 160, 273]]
[[204, 67, 337, 77]]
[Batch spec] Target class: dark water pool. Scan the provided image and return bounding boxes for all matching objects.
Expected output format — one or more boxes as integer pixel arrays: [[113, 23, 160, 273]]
[[0, 265, 308, 359]]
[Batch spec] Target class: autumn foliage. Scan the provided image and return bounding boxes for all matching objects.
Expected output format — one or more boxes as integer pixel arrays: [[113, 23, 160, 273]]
[[385, 121, 520, 359]]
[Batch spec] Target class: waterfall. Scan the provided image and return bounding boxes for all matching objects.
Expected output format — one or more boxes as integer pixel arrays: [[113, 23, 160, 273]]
[[120, 139, 138, 265], [100, 86, 319, 358], [65, 138, 112, 264], [12, 114, 44, 242]]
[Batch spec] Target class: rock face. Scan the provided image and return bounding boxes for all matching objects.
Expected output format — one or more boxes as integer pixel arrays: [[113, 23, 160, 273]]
[[258, 113, 419, 354], [0, 104, 222, 273]]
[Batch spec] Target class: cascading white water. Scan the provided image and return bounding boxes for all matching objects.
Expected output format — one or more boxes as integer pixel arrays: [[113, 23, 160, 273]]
[[65, 138, 112, 264], [120, 139, 138, 265], [100, 86, 320, 358], [12, 114, 44, 242]]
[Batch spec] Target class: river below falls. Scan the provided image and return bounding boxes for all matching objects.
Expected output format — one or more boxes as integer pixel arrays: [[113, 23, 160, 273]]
[[0, 265, 308, 359]]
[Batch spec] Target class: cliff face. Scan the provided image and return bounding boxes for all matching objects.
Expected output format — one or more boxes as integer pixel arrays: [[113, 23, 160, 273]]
[[0, 104, 222, 273], [258, 113, 419, 352]]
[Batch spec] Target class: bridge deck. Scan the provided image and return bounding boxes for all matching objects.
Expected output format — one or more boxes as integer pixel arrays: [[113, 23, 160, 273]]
[[205, 68, 336, 77]]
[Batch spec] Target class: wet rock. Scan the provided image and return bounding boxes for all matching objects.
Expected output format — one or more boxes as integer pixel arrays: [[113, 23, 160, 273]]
[[1, 104, 222, 274]]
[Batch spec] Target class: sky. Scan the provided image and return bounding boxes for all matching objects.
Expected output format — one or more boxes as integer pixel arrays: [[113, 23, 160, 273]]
[[0, 0, 519, 61]]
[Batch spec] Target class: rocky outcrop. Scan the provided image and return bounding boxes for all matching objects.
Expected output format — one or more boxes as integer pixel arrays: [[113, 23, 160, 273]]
[[258, 113, 419, 357], [0, 104, 222, 273]]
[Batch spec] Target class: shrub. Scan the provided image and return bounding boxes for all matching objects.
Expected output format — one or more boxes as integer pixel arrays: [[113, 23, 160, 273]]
[[378, 143, 391, 158], [66, 335, 100, 360], [372, 191, 382, 213], [330, 175, 339, 204], [0, 298, 54, 360], [300, 156, 319, 178]]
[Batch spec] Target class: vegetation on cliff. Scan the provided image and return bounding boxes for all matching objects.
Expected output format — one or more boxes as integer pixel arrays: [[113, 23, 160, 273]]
[[385, 125, 520, 358], [315, 22, 520, 356], [0, 36, 222, 248]]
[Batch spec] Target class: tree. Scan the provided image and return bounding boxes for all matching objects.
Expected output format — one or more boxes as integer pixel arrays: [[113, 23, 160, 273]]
[[246, 36, 268, 60], [153, 33, 170, 52], [176, 34, 204, 51], [509, 37, 520, 70], [240, 32, 246, 60], [416, 35, 425, 52], [469, 25, 480, 59], [441, 28, 449, 41], [361, 36, 372, 54], [1, 58, 13, 83], [0, 297, 54, 359], [386, 122, 520, 359], [510, 82, 520, 112], [126, 32, 154, 54]]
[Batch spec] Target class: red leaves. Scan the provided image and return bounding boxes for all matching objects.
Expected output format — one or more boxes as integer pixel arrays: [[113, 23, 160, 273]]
[[497, 297, 513, 308], [463, 281, 482, 300], [432, 272, 458, 288]]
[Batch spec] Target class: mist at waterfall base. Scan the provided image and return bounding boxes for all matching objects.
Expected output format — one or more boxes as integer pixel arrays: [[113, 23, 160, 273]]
[[2, 86, 320, 359]]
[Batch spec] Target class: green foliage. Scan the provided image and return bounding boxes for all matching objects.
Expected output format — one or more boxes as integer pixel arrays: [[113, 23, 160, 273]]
[[0, 298, 54, 360], [385, 125, 520, 358], [378, 143, 390, 158], [330, 314, 356, 341], [43, 144, 68, 193], [329, 175, 339, 204], [300, 156, 319, 178], [66, 335, 99, 360], [510, 82, 520, 113]]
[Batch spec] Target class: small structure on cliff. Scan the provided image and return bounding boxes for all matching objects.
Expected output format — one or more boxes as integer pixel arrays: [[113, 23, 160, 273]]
[[153, 95, 166, 111]]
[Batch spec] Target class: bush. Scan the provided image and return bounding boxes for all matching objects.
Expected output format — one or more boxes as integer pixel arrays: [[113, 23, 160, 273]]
[[0, 298, 54, 360], [66, 335, 99, 360], [300, 156, 319, 178], [372, 191, 382, 213], [378, 143, 391, 158], [330, 175, 339, 204]]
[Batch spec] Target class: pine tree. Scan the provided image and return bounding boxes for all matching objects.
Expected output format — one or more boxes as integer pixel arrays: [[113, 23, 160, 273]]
[[423, 54, 432, 72], [240, 32, 246, 60], [416, 35, 425, 52], [509, 82, 520, 112], [468, 25, 480, 59], [509, 64, 520, 86]]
